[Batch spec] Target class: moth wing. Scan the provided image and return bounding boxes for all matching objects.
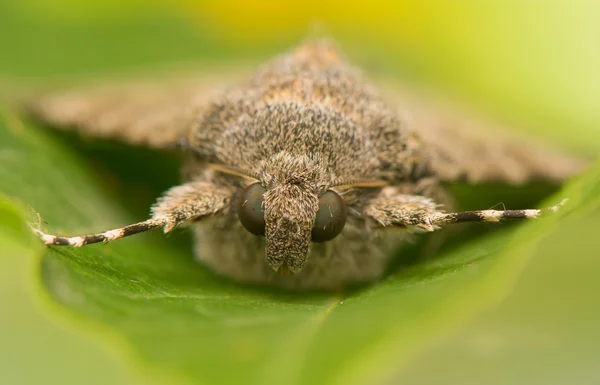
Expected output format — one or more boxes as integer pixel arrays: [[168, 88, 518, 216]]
[[21, 70, 244, 149], [380, 80, 588, 184]]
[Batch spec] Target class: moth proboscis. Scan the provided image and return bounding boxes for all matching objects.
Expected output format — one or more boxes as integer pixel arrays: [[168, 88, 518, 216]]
[[23, 39, 588, 290]]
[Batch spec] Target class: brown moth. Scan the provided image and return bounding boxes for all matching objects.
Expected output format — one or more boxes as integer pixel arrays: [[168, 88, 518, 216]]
[[25, 39, 587, 290]]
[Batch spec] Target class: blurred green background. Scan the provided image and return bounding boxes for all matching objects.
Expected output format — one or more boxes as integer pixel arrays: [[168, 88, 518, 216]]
[[1, 1, 599, 385], [2, 0, 599, 153]]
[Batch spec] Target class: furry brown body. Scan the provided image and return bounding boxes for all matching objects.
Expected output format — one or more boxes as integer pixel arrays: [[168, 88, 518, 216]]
[[27, 40, 586, 290], [182, 43, 431, 288]]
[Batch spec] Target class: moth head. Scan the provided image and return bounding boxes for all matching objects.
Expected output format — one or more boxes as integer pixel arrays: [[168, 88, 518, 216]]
[[237, 182, 347, 272], [235, 154, 347, 273]]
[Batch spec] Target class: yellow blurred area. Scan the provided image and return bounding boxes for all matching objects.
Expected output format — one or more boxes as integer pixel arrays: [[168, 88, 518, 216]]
[[14, 0, 600, 153], [185, 1, 423, 41], [181, 1, 600, 148]]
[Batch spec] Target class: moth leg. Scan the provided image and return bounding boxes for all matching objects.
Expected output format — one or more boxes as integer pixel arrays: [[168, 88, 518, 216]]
[[365, 189, 567, 232], [32, 181, 232, 246], [364, 193, 441, 231], [428, 199, 568, 230]]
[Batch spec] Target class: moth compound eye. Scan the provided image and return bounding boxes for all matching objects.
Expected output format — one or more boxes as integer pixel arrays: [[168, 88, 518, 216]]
[[238, 183, 266, 236], [311, 190, 347, 243]]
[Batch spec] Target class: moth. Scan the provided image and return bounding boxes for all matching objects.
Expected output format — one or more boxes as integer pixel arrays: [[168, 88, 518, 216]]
[[25, 40, 587, 290]]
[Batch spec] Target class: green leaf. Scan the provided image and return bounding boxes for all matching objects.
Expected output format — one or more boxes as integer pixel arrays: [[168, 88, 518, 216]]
[[395, 164, 600, 385], [2, 108, 599, 385], [0, 181, 144, 385]]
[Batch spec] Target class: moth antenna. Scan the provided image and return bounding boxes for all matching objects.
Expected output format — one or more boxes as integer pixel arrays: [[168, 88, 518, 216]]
[[331, 179, 389, 188], [428, 199, 568, 230], [30, 217, 167, 247], [206, 163, 261, 180]]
